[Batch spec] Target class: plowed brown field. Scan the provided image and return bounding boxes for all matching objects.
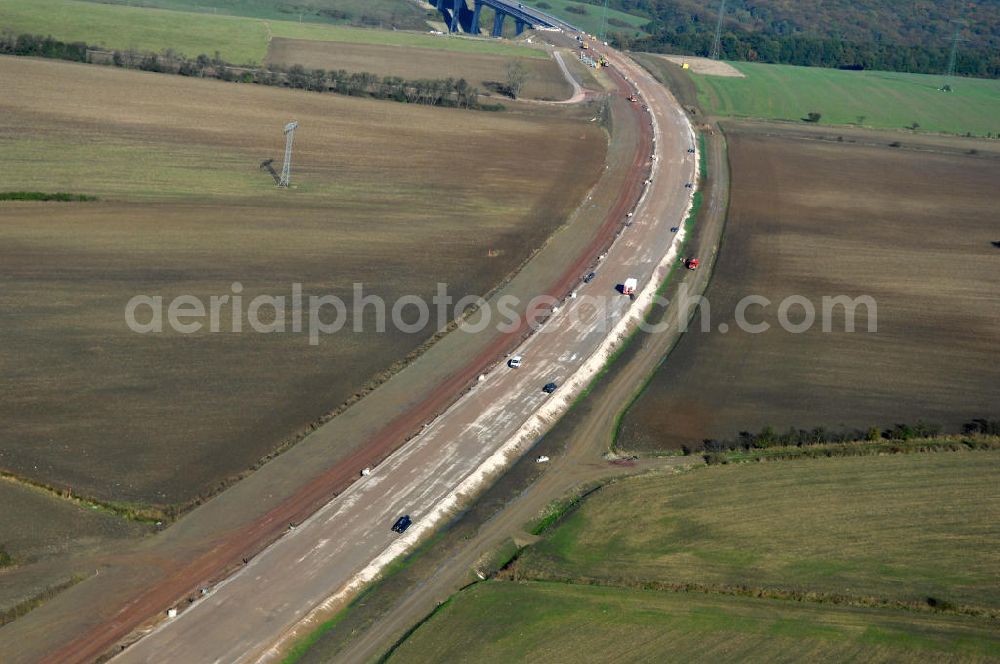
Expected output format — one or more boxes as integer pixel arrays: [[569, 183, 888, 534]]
[[0, 56, 605, 507], [619, 124, 1000, 451]]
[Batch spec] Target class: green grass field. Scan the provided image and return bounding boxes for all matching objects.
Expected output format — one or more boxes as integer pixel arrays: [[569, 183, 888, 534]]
[[388, 582, 1000, 663], [520, 453, 1000, 611], [388, 452, 1000, 662], [268, 22, 546, 58], [76, 0, 432, 30], [691, 61, 1000, 136], [0, 0, 268, 62], [0, 0, 543, 64], [520, 0, 648, 36]]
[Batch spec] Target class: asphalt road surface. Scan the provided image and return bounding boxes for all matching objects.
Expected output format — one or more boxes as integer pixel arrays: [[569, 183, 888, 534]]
[[111, 47, 696, 664], [334, 124, 731, 664]]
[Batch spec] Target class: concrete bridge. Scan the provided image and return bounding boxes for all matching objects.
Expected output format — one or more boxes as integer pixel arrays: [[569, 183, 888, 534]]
[[426, 0, 574, 36]]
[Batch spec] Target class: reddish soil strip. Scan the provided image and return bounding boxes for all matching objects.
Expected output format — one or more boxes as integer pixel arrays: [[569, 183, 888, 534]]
[[42, 67, 651, 664]]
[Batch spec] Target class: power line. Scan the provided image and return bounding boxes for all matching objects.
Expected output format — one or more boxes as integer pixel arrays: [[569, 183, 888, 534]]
[[600, 0, 609, 42], [710, 0, 727, 60], [940, 20, 967, 91], [945, 22, 964, 77]]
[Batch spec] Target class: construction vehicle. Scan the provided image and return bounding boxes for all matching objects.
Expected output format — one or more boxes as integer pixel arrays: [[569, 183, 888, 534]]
[[622, 278, 638, 296], [581, 41, 589, 50], [685, 258, 700, 270]]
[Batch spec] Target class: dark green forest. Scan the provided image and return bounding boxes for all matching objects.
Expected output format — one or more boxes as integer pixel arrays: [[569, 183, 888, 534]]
[[583, 0, 1000, 77]]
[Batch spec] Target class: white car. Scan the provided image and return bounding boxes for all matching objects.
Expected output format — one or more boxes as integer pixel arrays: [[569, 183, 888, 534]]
[[508, 355, 522, 369]]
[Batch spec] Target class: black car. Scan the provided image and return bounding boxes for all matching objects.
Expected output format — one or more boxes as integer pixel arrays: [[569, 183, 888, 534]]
[[583, 272, 596, 284], [391, 515, 412, 533], [543, 382, 558, 394]]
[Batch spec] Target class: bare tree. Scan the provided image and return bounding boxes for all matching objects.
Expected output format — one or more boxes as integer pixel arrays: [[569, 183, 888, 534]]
[[505, 60, 530, 99]]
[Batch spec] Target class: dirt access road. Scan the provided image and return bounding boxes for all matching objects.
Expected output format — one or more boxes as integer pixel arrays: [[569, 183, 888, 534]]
[[552, 51, 587, 103], [101, 49, 697, 664]]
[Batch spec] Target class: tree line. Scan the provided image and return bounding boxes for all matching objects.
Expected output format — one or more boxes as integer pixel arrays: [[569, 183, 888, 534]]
[[0, 31, 497, 111], [279, 64, 484, 109], [0, 32, 87, 62], [593, 0, 1000, 78], [616, 29, 1000, 79], [688, 418, 1000, 456]]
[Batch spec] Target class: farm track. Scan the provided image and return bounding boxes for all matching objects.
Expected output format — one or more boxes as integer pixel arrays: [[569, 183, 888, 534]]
[[549, 51, 587, 104]]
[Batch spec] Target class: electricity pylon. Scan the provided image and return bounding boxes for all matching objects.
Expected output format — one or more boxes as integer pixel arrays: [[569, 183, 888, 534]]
[[710, 0, 727, 60], [280, 121, 298, 187]]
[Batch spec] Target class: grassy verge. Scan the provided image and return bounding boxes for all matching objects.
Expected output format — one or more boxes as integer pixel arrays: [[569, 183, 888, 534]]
[[528, 481, 605, 536], [698, 131, 707, 179], [0, 575, 85, 627], [280, 612, 352, 664], [704, 435, 1000, 465], [0, 191, 96, 201], [375, 593, 460, 664], [0, 470, 169, 524], [277, 530, 448, 664]]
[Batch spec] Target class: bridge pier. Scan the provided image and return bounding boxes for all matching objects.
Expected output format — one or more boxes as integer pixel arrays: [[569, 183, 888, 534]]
[[491, 10, 505, 37], [471, 0, 483, 35], [427, 0, 551, 36]]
